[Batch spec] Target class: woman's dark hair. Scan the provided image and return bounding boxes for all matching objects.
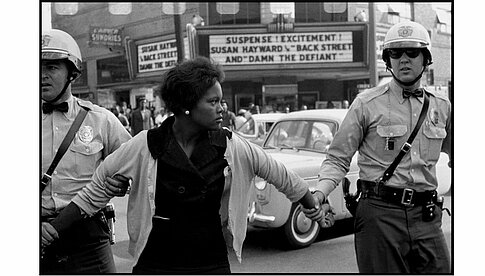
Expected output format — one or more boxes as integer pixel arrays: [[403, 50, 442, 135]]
[[161, 57, 225, 115]]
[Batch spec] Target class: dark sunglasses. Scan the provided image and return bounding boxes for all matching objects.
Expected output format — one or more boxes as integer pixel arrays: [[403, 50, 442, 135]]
[[388, 48, 421, 59]]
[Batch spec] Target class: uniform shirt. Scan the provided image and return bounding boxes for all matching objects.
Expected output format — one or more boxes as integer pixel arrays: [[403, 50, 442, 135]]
[[317, 80, 452, 195], [42, 95, 132, 216]]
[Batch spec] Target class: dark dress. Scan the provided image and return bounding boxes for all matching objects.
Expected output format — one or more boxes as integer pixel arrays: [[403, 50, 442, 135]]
[[133, 116, 231, 274]]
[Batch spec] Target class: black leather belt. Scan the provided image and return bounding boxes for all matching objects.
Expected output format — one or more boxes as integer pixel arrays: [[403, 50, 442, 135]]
[[359, 180, 436, 207], [41, 207, 106, 223]]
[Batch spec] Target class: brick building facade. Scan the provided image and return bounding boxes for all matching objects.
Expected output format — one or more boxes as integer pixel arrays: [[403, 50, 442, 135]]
[[48, 2, 451, 112]]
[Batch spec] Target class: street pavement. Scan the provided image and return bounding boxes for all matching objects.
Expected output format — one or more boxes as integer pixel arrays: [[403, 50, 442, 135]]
[[110, 195, 452, 273]]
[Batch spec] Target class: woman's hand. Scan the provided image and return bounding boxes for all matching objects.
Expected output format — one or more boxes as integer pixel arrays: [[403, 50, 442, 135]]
[[41, 222, 59, 248], [301, 191, 326, 222]]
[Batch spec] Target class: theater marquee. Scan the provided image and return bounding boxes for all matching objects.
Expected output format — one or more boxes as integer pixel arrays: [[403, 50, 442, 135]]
[[196, 24, 366, 71], [209, 32, 354, 65], [136, 37, 189, 74]]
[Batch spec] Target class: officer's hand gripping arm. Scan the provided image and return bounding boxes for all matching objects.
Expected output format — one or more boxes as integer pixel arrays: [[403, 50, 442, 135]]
[[104, 174, 131, 197]]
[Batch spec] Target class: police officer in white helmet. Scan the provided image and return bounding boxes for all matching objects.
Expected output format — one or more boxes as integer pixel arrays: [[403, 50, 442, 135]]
[[41, 29, 132, 273], [303, 21, 451, 273]]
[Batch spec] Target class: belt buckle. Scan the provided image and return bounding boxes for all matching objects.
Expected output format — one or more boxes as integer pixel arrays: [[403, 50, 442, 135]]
[[401, 188, 414, 206]]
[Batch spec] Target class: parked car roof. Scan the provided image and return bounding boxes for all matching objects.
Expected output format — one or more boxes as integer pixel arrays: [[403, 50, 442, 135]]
[[248, 113, 287, 120], [282, 109, 349, 122]]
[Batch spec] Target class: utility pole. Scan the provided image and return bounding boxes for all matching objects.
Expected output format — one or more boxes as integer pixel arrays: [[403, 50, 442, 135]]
[[173, 14, 185, 63], [163, 3, 186, 63], [368, 2, 378, 87]]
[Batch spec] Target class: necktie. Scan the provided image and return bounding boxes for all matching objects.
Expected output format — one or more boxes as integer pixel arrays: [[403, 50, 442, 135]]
[[402, 88, 424, 98], [42, 102, 69, 114]]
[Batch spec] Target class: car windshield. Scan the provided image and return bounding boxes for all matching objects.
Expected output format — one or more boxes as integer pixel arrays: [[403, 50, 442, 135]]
[[264, 120, 337, 152], [237, 118, 256, 135], [237, 118, 275, 136]]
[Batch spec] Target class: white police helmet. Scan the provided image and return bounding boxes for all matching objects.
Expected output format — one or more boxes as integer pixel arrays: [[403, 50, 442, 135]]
[[42, 29, 82, 75], [382, 21, 432, 67]]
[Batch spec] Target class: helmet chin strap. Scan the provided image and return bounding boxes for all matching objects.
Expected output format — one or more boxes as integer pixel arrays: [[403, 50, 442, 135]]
[[387, 66, 426, 87], [46, 74, 75, 104]]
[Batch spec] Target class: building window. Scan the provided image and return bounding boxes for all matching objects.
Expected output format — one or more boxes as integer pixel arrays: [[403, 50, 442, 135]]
[[437, 23, 450, 33], [295, 2, 348, 23], [97, 56, 131, 85], [108, 2, 132, 15], [388, 12, 400, 24], [208, 2, 261, 25], [295, 2, 318, 23], [54, 3, 78, 15], [435, 9, 451, 34], [72, 61, 87, 87]]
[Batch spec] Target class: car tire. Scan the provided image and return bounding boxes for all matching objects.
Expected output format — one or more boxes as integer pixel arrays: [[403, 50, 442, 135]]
[[281, 203, 320, 249]]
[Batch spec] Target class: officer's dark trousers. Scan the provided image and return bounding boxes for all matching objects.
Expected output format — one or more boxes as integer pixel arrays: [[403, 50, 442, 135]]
[[354, 198, 451, 273], [40, 214, 116, 274]]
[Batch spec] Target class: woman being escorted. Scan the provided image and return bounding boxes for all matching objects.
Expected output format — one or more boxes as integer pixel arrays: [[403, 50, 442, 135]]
[[43, 57, 316, 274]]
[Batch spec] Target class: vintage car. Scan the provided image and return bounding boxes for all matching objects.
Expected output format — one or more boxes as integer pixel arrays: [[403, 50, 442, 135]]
[[247, 109, 452, 249], [235, 113, 285, 146]]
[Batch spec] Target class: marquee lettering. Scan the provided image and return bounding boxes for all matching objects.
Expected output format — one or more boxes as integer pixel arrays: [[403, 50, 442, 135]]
[[209, 31, 354, 66]]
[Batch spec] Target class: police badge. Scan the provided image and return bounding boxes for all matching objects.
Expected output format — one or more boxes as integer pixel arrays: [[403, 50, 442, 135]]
[[397, 26, 413, 38], [429, 108, 440, 125], [42, 34, 51, 48], [78, 125, 94, 143]]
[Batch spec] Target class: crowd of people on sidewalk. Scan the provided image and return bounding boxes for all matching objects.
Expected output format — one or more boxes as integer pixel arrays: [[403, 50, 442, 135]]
[[107, 100, 174, 137], [106, 95, 350, 136]]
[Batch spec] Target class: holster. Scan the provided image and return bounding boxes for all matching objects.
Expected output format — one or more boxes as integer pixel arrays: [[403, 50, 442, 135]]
[[342, 178, 361, 217], [102, 203, 116, 245]]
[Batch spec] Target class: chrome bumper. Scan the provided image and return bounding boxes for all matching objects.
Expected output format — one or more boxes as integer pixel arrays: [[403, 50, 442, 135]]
[[247, 201, 275, 223]]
